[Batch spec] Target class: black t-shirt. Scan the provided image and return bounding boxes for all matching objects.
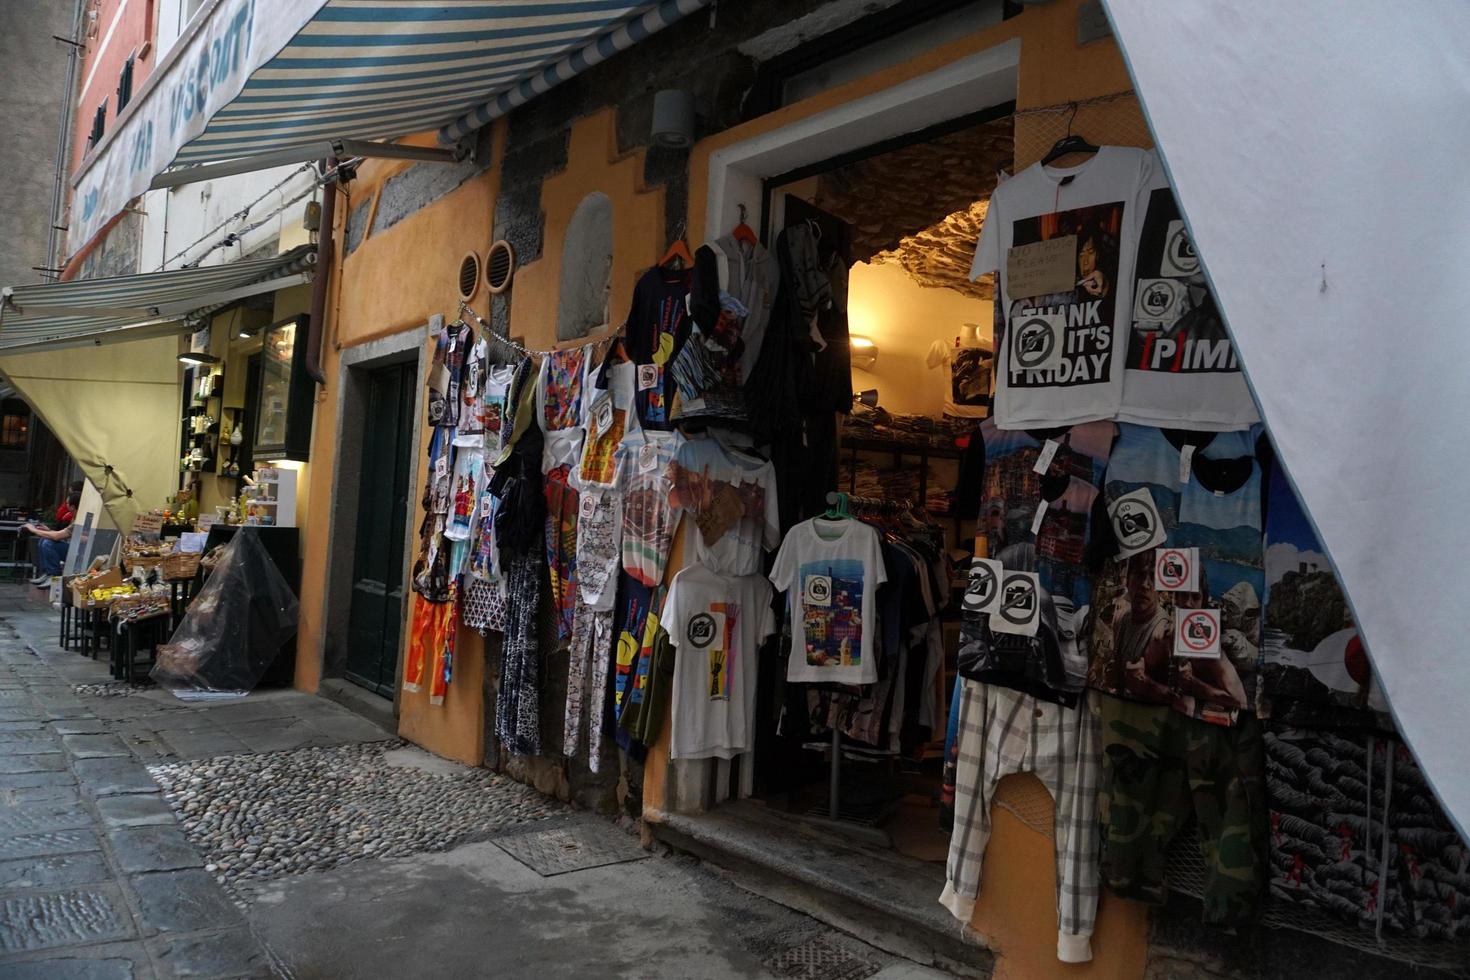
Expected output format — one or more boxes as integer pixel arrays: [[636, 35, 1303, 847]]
[[623, 266, 692, 430]]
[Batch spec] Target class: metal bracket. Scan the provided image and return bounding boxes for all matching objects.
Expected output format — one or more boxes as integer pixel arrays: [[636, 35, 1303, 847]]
[[151, 137, 472, 190]]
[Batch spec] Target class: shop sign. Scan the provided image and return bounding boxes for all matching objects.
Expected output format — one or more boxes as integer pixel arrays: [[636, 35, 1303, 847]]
[[1007, 236, 1077, 300]]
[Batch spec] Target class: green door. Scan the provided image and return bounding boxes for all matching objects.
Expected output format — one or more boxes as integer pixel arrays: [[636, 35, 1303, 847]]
[[345, 361, 417, 697]]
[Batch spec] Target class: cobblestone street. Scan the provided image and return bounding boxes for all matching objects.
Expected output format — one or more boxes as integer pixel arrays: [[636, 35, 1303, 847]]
[[0, 588, 948, 980]]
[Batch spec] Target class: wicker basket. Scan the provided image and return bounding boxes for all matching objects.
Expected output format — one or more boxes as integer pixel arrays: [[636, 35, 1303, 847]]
[[122, 552, 165, 573], [161, 551, 201, 581]]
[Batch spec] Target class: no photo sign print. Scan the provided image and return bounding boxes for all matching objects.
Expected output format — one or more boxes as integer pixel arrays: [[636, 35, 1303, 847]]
[[1154, 547, 1199, 593], [1010, 312, 1066, 373], [1174, 608, 1222, 658], [964, 557, 1004, 615], [990, 571, 1041, 637]]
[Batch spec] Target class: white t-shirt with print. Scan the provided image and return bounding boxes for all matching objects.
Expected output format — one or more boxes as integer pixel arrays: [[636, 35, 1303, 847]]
[[770, 517, 888, 685], [1116, 152, 1260, 431], [664, 564, 776, 760], [669, 437, 779, 577], [971, 146, 1152, 429]]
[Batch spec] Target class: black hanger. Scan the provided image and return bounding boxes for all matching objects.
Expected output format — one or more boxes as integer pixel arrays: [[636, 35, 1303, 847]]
[[1041, 103, 1099, 169]]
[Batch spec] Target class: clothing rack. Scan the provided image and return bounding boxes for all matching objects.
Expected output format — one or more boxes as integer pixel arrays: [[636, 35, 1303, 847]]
[[453, 301, 542, 362]]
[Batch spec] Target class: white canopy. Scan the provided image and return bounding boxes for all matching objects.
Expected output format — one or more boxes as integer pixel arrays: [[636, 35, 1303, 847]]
[[1103, 0, 1470, 834]]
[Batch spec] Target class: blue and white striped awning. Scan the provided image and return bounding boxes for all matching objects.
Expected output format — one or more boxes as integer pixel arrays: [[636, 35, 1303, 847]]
[[69, 0, 709, 252], [0, 247, 315, 354]]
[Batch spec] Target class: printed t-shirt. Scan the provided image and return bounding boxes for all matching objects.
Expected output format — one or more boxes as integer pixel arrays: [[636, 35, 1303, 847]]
[[664, 564, 776, 759], [971, 146, 1152, 428], [1086, 423, 1265, 726], [623, 266, 691, 429], [960, 420, 1116, 703], [537, 345, 589, 434], [444, 446, 481, 542], [1260, 464, 1386, 729], [482, 363, 515, 456], [579, 359, 640, 489], [669, 437, 779, 576], [453, 338, 488, 446], [770, 517, 888, 685], [620, 429, 683, 587], [1117, 153, 1260, 430]]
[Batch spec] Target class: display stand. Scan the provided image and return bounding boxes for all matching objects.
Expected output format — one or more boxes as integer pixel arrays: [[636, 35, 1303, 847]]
[[246, 467, 297, 528]]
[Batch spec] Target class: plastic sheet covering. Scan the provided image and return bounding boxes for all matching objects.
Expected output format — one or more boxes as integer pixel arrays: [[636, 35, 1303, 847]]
[[151, 531, 299, 700]]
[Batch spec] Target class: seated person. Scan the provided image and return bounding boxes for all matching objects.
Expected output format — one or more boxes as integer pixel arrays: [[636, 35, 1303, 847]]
[[24, 489, 80, 585]]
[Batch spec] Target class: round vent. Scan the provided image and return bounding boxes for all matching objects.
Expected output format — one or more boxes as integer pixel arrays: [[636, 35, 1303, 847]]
[[485, 239, 515, 294], [457, 251, 481, 301]]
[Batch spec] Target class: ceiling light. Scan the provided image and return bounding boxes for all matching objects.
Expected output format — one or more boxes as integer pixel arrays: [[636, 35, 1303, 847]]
[[177, 352, 220, 365], [850, 335, 879, 371]]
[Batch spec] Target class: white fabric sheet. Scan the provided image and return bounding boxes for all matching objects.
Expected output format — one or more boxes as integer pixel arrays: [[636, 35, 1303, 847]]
[[1103, 0, 1470, 833]]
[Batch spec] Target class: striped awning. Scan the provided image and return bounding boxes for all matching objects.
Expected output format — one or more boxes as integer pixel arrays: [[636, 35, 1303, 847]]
[[0, 247, 315, 354], [70, 0, 708, 251]]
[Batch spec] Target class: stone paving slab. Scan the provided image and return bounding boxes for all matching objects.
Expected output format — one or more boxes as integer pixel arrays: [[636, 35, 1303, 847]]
[[0, 770, 78, 791], [95, 795, 175, 831], [0, 753, 68, 774], [126, 870, 244, 935], [0, 851, 112, 890], [0, 736, 64, 755], [0, 949, 151, 980], [107, 826, 205, 875], [50, 720, 113, 735], [60, 735, 131, 760], [0, 830, 102, 861], [0, 883, 135, 952], [2, 783, 83, 805], [73, 759, 159, 798], [156, 731, 252, 761], [148, 927, 274, 979], [0, 803, 95, 837], [0, 721, 48, 733]]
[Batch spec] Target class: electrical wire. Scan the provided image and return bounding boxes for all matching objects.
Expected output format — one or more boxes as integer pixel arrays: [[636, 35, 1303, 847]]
[[152, 162, 318, 272]]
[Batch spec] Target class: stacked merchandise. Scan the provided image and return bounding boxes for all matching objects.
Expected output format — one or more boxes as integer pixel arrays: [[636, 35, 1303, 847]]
[[939, 144, 1468, 965]]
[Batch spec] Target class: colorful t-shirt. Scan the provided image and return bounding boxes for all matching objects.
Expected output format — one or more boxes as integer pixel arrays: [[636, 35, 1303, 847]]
[[1087, 423, 1265, 726], [770, 517, 888, 686], [454, 338, 489, 446], [664, 564, 776, 760], [620, 429, 683, 587], [537, 345, 589, 434], [578, 359, 639, 490], [482, 363, 515, 456], [971, 146, 1152, 429], [669, 438, 779, 577], [444, 446, 481, 542], [1260, 464, 1386, 729], [1117, 153, 1259, 431], [960, 420, 1115, 703], [574, 487, 622, 612], [624, 266, 692, 429]]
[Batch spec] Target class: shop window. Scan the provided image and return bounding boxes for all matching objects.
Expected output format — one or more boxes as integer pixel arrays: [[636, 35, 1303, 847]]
[[87, 101, 107, 150], [0, 401, 29, 450], [556, 192, 613, 342]]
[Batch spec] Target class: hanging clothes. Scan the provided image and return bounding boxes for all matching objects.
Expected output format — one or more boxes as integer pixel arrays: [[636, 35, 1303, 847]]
[[668, 436, 779, 577], [542, 434, 581, 645], [496, 552, 543, 757], [564, 602, 615, 768], [620, 429, 683, 587], [622, 265, 692, 430], [941, 680, 1102, 964]]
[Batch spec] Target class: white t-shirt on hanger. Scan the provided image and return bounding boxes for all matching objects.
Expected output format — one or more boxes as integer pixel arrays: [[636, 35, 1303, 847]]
[[664, 564, 775, 760], [971, 146, 1152, 429], [770, 517, 888, 686], [1115, 152, 1261, 430]]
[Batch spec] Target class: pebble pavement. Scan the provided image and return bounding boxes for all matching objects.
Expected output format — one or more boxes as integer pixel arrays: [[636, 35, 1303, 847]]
[[150, 740, 561, 886]]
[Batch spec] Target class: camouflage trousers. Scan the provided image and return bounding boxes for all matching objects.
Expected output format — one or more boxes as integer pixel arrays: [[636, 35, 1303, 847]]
[[1096, 694, 1266, 925]]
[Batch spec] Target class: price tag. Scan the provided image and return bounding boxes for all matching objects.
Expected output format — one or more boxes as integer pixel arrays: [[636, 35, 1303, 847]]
[[637, 363, 661, 391], [593, 400, 614, 436], [1033, 439, 1060, 475], [1179, 444, 1195, 484], [638, 443, 660, 474], [1030, 499, 1049, 535], [1174, 608, 1222, 658]]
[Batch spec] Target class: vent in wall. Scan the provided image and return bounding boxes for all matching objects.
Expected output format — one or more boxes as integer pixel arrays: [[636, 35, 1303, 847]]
[[457, 252, 481, 301], [485, 239, 515, 294]]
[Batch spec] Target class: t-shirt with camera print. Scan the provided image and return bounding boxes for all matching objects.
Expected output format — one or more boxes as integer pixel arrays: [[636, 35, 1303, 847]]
[[1085, 422, 1267, 727], [770, 517, 888, 686], [1116, 153, 1260, 431], [959, 419, 1116, 705], [663, 563, 775, 760], [971, 146, 1152, 429]]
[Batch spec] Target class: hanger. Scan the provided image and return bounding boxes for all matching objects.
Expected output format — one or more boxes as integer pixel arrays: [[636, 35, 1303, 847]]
[[660, 219, 693, 272], [732, 204, 758, 246], [822, 491, 851, 521], [1041, 103, 1099, 168]]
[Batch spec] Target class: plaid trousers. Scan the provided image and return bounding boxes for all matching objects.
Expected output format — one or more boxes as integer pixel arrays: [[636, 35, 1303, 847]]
[[940, 680, 1102, 964]]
